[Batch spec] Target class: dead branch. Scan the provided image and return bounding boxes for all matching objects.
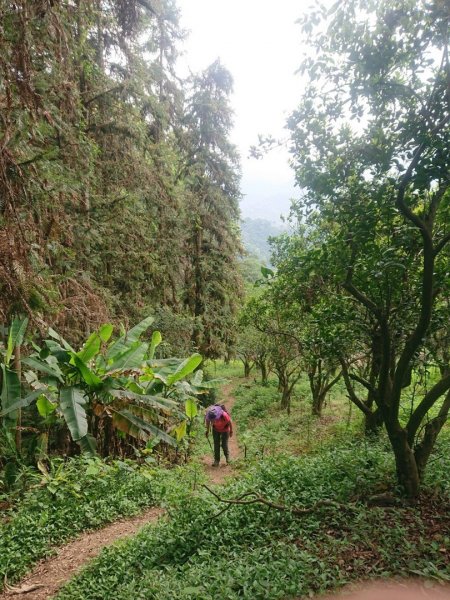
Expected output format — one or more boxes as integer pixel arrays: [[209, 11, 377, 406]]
[[202, 485, 344, 518]]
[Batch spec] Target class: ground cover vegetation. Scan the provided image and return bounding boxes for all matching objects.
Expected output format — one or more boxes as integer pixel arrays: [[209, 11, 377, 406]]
[[55, 371, 450, 599], [0, 453, 205, 587]]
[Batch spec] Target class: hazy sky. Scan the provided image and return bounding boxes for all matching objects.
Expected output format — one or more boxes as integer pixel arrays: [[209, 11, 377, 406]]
[[176, 0, 304, 223]]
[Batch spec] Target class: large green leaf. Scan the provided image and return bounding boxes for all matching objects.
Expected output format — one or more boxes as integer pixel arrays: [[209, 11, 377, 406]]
[[185, 398, 198, 420], [76, 324, 113, 365], [77, 332, 101, 364], [127, 404, 160, 425], [47, 328, 74, 352], [5, 317, 29, 366], [194, 377, 226, 390], [111, 410, 149, 442], [59, 387, 88, 441], [22, 357, 64, 382], [106, 317, 154, 361], [106, 342, 148, 372], [109, 389, 180, 413], [0, 366, 21, 427], [174, 420, 187, 442], [43, 340, 70, 363], [0, 389, 44, 417], [112, 409, 176, 446], [36, 395, 57, 418], [126, 317, 155, 342], [78, 434, 97, 455], [72, 354, 102, 388], [148, 358, 181, 368], [166, 353, 203, 386], [191, 370, 204, 386], [148, 330, 162, 360], [99, 324, 114, 343]]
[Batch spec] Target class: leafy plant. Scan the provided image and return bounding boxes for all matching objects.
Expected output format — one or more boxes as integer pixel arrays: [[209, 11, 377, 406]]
[[1, 318, 207, 456]]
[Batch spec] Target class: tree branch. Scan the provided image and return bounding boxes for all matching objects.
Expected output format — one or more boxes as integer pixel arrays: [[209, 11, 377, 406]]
[[202, 485, 344, 518], [344, 244, 380, 317], [407, 373, 450, 446], [434, 232, 450, 257], [84, 84, 125, 106], [136, 0, 158, 17], [323, 371, 342, 396], [339, 358, 373, 417], [348, 373, 377, 398]]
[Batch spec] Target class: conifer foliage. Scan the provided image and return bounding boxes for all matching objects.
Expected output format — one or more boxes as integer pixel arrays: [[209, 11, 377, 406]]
[[0, 0, 243, 355]]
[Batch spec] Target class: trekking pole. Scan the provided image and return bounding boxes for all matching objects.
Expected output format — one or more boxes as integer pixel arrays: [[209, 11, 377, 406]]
[[207, 436, 213, 451]]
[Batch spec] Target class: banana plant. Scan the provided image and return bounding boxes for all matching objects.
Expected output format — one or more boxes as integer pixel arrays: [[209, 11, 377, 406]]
[[0, 317, 42, 445], [172, 370, 225, 443], [0, 317, 206, 456]]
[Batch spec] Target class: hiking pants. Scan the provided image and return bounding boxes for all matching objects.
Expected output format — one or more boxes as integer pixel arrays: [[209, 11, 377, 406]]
[[213, 429, 229, 463]]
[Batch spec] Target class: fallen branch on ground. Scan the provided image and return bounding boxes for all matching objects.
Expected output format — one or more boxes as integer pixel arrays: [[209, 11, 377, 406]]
[[5, 583, 44, 595], [202, 485, 346, 518]]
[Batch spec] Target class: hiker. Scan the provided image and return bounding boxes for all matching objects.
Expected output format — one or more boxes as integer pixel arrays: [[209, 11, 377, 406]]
[[205, 404, 233, 467]]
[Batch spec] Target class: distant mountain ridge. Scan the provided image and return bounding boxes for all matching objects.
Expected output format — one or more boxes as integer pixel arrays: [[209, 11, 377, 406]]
[[240, 217, 285, 264]]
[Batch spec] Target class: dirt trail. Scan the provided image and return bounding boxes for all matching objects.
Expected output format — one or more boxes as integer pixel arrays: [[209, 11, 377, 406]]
[[201, 382, 240, 485], [2, 381, 240, 598], [0, 507, 163, 600]]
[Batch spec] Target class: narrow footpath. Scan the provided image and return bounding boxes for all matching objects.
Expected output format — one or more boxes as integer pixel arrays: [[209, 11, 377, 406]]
[[2, 381, 240, 599], [0, 508, 164, 600]]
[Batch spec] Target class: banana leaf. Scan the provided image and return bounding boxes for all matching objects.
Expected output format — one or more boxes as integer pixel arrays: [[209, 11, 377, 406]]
[[59, 387, 89, 441], [111, 408, 176, 446]]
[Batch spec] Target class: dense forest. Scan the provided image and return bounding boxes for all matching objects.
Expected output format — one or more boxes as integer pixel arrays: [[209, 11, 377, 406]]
[[0, 0, 243, 357], [1, 0, 449, 598]]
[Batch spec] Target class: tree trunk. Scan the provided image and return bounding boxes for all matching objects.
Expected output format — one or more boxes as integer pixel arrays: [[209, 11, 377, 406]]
[[311, 390, 325, 417], [364, 328, 383, 435], [414, 389, 450, 478], [243, 360, 251, 378], [259, 360, 268, 386], [280, 378, 292, 414], [387, 426, 420, 499], [364, 407, 384, 435]]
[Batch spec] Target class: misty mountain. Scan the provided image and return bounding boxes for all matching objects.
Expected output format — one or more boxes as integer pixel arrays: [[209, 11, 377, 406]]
[[240, 217, 285, 264]]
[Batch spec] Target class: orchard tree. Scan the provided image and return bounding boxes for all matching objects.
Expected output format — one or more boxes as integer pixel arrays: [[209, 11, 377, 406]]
[[245, 286, 303, 414], [236, 321, 271, 383], [288, 0, 450, 497]]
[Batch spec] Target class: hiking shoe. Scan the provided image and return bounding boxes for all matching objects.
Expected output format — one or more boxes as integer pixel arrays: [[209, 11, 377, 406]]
[[212, 461, 219, 467]]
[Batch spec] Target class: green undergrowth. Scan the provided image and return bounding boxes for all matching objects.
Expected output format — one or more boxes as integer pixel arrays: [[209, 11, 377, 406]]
[[56, 438, 450, 600], [0, 456, 204, 589], [207, 360, 243, 380], [233, 375, 362, 458]]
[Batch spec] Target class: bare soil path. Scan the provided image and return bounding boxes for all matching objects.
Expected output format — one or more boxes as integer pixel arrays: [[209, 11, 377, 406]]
[[2, 380, 240, 599], [201, 382, 240, 485], [0, 507, 164, 600]]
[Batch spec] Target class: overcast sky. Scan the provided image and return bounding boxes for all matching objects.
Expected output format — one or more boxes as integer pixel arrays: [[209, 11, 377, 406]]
[[176, 0, 304, 223]]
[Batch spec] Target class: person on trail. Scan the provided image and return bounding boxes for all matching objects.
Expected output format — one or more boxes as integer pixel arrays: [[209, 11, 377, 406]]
[[205, 404, 233, 467]]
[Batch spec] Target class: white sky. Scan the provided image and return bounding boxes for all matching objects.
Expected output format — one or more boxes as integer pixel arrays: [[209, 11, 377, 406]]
[[176, 0, 305, 223]]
